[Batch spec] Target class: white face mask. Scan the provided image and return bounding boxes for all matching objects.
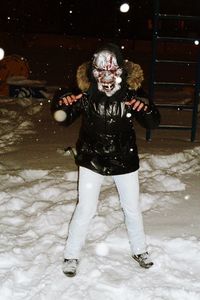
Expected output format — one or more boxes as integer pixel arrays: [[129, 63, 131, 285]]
[[92, 50, 123, 97]]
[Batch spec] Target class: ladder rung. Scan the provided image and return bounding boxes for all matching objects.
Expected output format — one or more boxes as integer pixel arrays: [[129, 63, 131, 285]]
[[156, 36, 199, 42], [155, 103, 193, 109], [157, 14, 200, 21], [155, 59, 196, 64], [158, 125, 192, 130], [154, 82, 195, 87]]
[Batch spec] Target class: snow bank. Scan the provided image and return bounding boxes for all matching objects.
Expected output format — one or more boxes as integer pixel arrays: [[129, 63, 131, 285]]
[[0, 97, 200, 299], [0, 98, 43, 153], [0, 145, 200, 299]]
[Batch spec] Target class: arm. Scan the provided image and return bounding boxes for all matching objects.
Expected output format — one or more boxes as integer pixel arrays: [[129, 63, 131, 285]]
[[51, 88, 83, 126], [135, 104, 161, 129]]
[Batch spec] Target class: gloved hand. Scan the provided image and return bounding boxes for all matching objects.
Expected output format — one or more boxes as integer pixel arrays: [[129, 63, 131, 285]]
[[59, 93, 82, 106], [125, 98, 148, 112]]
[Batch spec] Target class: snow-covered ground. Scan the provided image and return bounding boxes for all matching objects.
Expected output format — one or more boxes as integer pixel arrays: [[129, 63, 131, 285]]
[[0, 97, 200, 300]]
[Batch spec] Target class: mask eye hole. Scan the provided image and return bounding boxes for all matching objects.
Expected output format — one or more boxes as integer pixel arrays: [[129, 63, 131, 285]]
[[96, 68, 104, 72], [110, 69, 117, 74], [95, 67, 118, 73]]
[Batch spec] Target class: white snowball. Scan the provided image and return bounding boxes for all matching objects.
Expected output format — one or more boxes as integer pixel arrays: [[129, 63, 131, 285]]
[[95, 242, 109, 256], [0, 48, 5, 60], [54, 110, 67, 122], [116, 77, 122, 84], [120, 3, 130, 13], [126, 112, 132, 118]]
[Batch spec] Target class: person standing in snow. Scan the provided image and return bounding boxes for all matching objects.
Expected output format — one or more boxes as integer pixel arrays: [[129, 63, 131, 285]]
[[51, 43, 160, 277]]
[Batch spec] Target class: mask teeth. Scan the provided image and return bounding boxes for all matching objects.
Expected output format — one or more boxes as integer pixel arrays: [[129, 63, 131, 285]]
[[102, 83, 115, 91]]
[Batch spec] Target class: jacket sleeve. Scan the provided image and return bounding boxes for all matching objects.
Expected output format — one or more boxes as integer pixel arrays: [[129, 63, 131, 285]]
[[51, 88, 82, 127], [135, 104, 161, 129]]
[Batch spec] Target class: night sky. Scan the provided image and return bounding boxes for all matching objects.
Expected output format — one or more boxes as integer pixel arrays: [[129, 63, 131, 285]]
[[0, 0, 199, 39]]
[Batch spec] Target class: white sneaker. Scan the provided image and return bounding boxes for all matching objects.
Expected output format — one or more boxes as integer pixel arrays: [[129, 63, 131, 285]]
[[63, 259, 79, 277], [132, 252, 153, 269]]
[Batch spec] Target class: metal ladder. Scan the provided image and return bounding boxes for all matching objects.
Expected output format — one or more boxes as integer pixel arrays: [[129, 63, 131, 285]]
[[147, 0, 200, 142]]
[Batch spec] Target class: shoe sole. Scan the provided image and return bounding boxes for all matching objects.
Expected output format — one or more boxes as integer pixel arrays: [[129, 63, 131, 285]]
[[63, 271, 76, 277]]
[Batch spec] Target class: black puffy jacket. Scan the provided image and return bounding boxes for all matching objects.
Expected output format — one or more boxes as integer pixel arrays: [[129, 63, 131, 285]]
[[51, 60, 160, 176]]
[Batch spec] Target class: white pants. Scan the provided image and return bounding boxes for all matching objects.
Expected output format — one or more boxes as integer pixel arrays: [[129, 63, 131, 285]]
[[64, 166, 146, 259]]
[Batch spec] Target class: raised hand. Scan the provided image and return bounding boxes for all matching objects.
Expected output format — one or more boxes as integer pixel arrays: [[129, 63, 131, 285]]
[[125, 98, 148, 112], [59, 93, 83, 106]]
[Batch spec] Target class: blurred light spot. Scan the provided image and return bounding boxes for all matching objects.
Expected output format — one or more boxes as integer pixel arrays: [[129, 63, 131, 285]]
[[120, 3, 130, 13], [95, 242, 109, 256], [0, 48, 5, 60]]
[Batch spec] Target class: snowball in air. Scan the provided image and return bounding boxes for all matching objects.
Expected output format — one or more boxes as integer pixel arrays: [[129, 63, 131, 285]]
[[95, 242, 109, 256], [120, 3, 130, 13], [116, 77, 122, 84], [0, 48, 5, 60], [54, 110, 67, 122]]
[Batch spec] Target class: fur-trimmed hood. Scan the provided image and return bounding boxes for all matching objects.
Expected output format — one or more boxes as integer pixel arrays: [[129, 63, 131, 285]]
[[76, 60, 144, 92]]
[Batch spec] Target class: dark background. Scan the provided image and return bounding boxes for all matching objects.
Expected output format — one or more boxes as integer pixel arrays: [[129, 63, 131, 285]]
[[0, 1, 199, 87], [0, 0, 200, 39]]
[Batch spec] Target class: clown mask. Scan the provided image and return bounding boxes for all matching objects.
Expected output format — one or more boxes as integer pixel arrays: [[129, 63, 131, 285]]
[[92, 50, 123, 97]]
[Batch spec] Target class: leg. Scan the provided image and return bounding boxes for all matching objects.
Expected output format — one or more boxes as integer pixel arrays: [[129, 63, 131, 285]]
[[63, 166, 104, 259], [113, 170, 147, 255]]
